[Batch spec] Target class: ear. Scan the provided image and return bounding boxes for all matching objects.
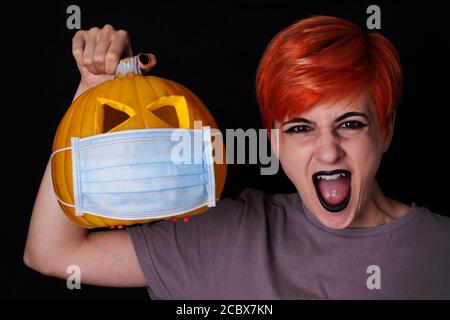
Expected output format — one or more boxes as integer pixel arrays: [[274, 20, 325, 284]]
[[382, 110, 396, 153]]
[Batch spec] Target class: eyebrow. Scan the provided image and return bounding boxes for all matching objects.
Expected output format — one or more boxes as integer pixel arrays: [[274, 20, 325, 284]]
[[334, 112, 369, 123], [282, 111, 369, 126], [282, 117, 313, 126]]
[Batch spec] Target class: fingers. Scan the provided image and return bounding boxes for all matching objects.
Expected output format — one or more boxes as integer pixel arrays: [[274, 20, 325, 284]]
[[106, 30, 132, 75], [72, 25, 133, 76], [138, 53, 157, 74], [72, 30, 86, 67], [82, 27, 101, 74], [92, 25, 114, 74]]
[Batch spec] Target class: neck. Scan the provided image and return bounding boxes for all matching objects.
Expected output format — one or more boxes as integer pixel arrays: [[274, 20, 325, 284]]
[[348, 181, 409, 228]]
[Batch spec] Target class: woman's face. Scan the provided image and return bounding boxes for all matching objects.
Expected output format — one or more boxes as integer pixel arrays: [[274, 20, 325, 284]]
[[274, 92, 393, 229]]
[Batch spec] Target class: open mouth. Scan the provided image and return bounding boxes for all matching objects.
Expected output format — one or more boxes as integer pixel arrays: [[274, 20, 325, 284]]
[[312, 169, 351, 213]]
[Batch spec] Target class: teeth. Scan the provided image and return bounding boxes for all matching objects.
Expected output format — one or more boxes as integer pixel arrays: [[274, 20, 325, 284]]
[[316, 172, 347, 180]]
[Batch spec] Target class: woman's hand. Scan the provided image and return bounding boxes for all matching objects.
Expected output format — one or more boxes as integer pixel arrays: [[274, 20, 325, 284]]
[[71, 25, 156, 100], [72, 24, 132, 89]]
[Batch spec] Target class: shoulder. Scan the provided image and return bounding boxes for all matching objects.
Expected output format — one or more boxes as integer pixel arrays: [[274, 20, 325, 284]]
[[415, 205, 450, 225], [233, 188, 298, 210], [138, 189, 301, 233], [413, 205, 450, 239], [224, 188, 300, 223], [197, 188, 299, 222]]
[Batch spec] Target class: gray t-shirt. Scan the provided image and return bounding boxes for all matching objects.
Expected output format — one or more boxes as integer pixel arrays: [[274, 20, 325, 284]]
[[128, 188, 450, 299]]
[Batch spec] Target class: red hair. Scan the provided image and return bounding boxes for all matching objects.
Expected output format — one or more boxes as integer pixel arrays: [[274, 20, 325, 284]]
[[256, 16, 403, 138]]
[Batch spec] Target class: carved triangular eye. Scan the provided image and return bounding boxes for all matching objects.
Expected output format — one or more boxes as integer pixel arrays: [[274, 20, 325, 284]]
[[96, 98, 136, 132], [152, 105, 179, 127], [146, 95, 190, 129]]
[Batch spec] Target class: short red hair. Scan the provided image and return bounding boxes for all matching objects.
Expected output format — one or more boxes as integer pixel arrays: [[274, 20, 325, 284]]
[[256, 16, 403, 138]]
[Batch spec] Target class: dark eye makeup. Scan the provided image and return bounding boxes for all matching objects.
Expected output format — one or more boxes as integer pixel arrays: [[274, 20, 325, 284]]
[[284, 125, 313, 134], [284, 120, 368, 134], [339, 120, 368, 130]]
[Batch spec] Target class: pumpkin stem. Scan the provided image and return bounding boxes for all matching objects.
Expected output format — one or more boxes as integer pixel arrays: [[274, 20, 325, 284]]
[[115, 54, 154, 77]]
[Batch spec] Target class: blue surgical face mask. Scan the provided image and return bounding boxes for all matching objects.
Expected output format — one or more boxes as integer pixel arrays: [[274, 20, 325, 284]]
[[51, 126, 216, 220]]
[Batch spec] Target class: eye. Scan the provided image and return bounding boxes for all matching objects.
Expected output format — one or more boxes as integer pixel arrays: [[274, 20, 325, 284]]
[[96, 98, 136, 133], [285, 125, 313, 134], [339, 120, 368, 130], [146, 95, 190, 129]]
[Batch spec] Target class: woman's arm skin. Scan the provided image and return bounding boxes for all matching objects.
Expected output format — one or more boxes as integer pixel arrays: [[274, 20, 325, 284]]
[[24, 25, 155, 287]]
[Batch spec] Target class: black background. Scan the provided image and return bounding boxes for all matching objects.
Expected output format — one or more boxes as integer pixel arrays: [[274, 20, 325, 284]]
[[4, 0, 449, 300]]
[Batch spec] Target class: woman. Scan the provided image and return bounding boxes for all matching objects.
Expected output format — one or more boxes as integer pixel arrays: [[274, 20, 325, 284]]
[[24, 16, 450, 299]]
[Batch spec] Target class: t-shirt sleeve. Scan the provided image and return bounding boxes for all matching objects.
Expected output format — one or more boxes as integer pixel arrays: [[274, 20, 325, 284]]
[[127, 195, 247, 299]]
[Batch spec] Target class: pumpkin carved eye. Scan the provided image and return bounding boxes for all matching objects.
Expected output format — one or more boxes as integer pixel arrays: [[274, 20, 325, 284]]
[[146, 95, 190, 129], [152, 105, 180, 127], [96, 98, 136, 133]]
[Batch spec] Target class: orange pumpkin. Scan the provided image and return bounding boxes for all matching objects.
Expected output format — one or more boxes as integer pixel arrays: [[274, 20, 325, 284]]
[[51, 73, 226, 228]]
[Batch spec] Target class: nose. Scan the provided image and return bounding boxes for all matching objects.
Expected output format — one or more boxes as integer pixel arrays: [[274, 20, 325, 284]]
[[314, 130, 345, 164]]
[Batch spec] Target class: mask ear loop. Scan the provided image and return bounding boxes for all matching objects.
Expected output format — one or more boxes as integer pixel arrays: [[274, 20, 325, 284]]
[[49, 146, 78, 211], [210, 128, 225, 202], [202, 126, 216, 207]]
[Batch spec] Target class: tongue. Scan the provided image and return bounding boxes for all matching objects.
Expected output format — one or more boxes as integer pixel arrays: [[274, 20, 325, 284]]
[[317, 176, 350, 206]]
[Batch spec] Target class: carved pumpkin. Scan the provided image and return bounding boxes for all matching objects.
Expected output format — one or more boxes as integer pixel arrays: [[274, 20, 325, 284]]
[[52, 73, 226, 228]]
